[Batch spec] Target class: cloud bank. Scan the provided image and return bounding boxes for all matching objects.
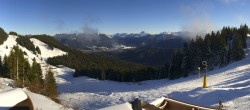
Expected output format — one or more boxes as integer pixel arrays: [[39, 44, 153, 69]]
[[180, 2, 218, 39]]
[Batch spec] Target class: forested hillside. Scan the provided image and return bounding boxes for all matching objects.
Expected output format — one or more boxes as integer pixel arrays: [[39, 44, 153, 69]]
[[48, 25, 249, 82], [2, 25, 246, 83], [47, 50, 167, 82], [36, 35, 165, 82], [0, 45, 58, 101], [0, 29, 58, 102], [105, 37, 184, 65], [166, 24, 249, 79], [32, 34, 71, 52], [16, 35, 40, 54]]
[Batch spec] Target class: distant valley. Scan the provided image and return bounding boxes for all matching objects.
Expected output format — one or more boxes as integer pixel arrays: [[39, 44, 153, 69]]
[[54, 31, 186, 65]]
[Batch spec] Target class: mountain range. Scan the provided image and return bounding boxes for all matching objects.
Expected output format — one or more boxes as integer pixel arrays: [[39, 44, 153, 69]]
[[54, 31, 186, 65]]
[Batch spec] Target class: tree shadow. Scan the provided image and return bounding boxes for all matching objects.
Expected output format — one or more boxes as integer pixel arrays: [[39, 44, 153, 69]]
[[168, 80, 250, 107], [56, 53, 250, 96]]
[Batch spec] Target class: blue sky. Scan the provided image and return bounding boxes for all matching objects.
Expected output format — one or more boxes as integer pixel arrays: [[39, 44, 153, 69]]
[[0, 0, 249, 35]]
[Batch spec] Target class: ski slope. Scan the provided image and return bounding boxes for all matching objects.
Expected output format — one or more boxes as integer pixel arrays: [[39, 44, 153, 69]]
[[0, 35, 70, 110], [0, 35, 67, 75], [1, 35, 250, 110], [30, 38, 66, 59], [56, 38, 250, 109]]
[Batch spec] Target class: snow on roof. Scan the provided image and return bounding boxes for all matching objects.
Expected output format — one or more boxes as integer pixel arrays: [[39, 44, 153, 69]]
[[98, 102, 133, 110], [149, 97, 165, 106], [0, 88, 27, 107], [164, 97, 217, 110], [24, 89, 72, 110], [149, 97, 216, 110]]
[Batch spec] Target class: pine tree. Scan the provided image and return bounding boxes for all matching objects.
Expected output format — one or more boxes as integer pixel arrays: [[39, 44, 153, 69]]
[[231, 33, 245, 61], [7, 49, 17, 79], [35, 46, 41, 54], [166, 24, 248, 80], [238, 24, 248, 48], [168, 50, 183, 79], [182, 42, 191, 72], [0, 27, 8, 45], [23, 60, 31, 86], [29, 58, 43, 93], [3, 55, 9, 78], [9, 31, 17, 36], [0, 57, 3, 77], [43, 68, 58, 100]]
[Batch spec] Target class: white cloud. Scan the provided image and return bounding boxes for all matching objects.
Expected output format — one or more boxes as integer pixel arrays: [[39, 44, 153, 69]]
[[180, 2, 217, 39], [181, 17, 217, 39]]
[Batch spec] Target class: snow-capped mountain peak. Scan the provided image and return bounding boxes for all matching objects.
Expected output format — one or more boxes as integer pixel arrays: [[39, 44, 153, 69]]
[[138, 31, 148, 36]]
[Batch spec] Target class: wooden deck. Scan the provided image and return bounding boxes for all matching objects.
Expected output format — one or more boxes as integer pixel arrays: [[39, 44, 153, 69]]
[[142, 97, 223, 110]]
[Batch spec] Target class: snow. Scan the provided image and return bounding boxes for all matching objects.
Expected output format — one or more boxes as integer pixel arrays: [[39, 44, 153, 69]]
[[0, 88, 27, 107], [98, 102, 133, 110], [0, 35, 39, 64], [24, 89, 72, 110], [0, 78, 13, 91], [0, 35, 66, 72], [0, 35, 70, 110], [0, 78, 71, 110], [163, 97, 216, 110], [0, 35, 41, 64], [30, 38, 66, 59], [54, 38, 250, 110], [29, 38, 67, 76], [2, 34, 250, 109], [0, 35, 18, 58], [0, 79, 72, 110], [149, 97, 165, 106], [118, 45, 136, 50]]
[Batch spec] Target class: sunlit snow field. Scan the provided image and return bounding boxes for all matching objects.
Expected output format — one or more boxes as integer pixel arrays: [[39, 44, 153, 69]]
[[1, 35, 250, 110], [56, 38, 250, 110]]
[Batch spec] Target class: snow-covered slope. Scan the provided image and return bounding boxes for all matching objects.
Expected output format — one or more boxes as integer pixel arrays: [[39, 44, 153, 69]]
[[0, 35, 18, 58], [0, 35, 69, 109], [0, 35, 41, 64], [0, 35, 66, 71], [0, 35, 67, 76], [55, 38, 250, 110], [2, 34, 250, 110], [30, 38, 66, 59]]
